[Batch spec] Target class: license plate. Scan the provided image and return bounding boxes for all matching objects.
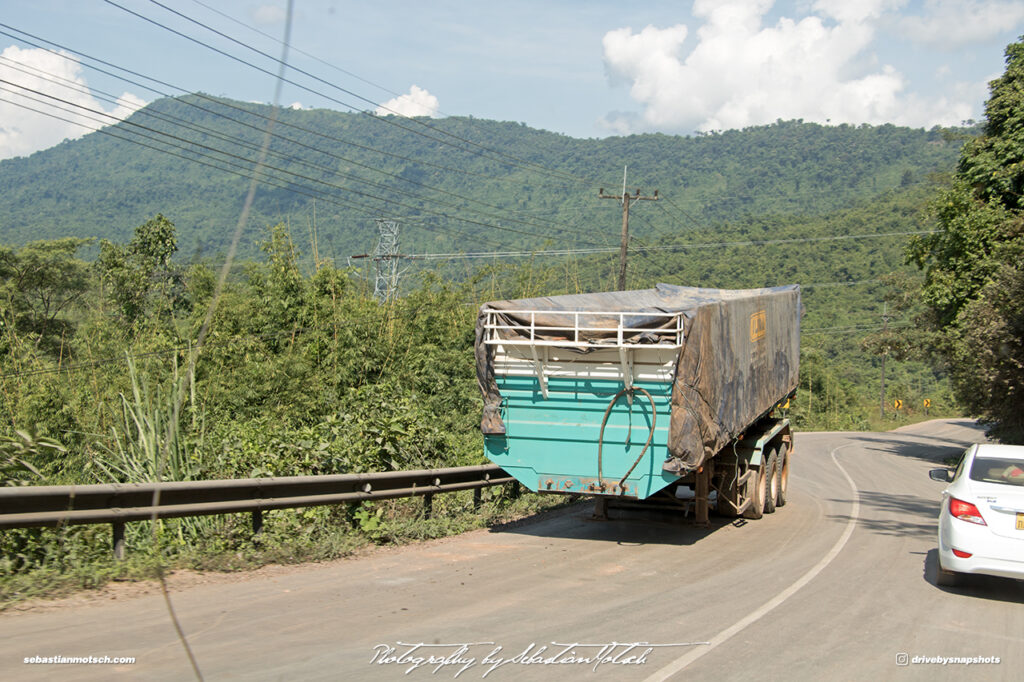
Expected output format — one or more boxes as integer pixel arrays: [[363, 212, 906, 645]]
[[1017, 513, 1024, 530]]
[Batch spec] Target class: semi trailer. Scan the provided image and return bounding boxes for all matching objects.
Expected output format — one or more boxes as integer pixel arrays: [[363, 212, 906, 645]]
[[475, 283, 800, 524]]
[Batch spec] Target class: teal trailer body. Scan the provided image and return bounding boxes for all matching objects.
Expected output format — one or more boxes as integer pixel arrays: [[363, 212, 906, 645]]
[[482, 343, 683, 500], [484, 372, 678, 498]]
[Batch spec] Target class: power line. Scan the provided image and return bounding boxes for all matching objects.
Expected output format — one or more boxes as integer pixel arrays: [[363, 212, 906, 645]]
[[393, 230, 937, 260], [0, 24, 583, 196], [0, 82, 608, 248], [0, 18, 941, 234], [2, 17, 920, 254], [651, 192, 707, 236], [0, 92, 376, 215], [0, 18, 944, 260], [104, 0, 587, 185], [0, 80, 937, 278], [0, 100, 559, 258], [0, 57, 603, 249], [0, 95, 376, 219], [187, 0, 406, 104], [0, 94, 509, 261], [0, 29, 619, 253], [140, 1, 925, 213]]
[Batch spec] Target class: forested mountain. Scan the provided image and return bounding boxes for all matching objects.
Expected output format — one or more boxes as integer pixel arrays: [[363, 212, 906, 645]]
[[0, 94, 964, 261]]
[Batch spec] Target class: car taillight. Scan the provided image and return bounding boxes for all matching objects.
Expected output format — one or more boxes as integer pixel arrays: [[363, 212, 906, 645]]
[[952, 549, 973, 558], [949, 497, 987, 525]]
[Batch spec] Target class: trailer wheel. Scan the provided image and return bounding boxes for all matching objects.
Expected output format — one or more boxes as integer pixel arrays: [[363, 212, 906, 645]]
[[763, 449, 778, 514], [743, 462, 766, 520], [776, 442, 789, 508]]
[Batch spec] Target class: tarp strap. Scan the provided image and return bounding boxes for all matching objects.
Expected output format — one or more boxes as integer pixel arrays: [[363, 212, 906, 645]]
[[596, 387, 657, 493]]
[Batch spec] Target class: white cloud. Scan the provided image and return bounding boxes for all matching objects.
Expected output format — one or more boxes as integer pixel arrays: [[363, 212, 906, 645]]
[[109, 92, 147, 120], [600, 0, 978, 134], [901, 1, 1024, 49], [375, 85, 440, 118], [0, 46, 147, 160], [251, 4, 287, 26], [812, 0, 906, 24]]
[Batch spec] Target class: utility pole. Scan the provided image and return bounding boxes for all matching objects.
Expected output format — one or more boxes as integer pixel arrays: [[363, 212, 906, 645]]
[[599, 166, 658, 290], [879, 303, 890, 419]]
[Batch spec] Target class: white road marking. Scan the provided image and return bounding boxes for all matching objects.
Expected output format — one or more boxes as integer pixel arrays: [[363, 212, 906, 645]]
[[643, 444, 860, 681]]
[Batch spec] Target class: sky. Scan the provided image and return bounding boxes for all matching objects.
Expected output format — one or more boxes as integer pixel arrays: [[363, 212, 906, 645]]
[[1, 0, 1023, 160]]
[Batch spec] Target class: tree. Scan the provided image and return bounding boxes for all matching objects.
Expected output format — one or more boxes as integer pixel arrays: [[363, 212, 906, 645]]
[[907, 37, 1024, 441], [250, 223, 307, 331], [0, 237, 92, 356], [97, 214, 182, 327]]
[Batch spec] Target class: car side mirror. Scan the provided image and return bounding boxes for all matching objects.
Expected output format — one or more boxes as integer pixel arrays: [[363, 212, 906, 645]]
[[929, 468, 953, 483]]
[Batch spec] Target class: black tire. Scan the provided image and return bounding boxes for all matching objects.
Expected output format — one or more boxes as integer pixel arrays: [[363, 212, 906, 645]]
[[764, 450, 778, 515], [743, 462, 766, 520], [776, 442, 789, 508]]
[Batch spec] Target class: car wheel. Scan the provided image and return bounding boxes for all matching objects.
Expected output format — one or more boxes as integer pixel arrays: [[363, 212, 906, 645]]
[[764, 450, 778, 514]]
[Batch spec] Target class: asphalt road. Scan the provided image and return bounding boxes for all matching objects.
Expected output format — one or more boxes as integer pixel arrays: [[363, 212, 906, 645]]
[[3, 418, 1022, 681]]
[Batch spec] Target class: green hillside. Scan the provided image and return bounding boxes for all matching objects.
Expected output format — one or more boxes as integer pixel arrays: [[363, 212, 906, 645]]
[[0, 94, 964, 261]]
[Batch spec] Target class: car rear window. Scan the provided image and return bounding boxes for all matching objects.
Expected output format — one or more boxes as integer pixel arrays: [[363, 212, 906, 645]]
[[970, 457, 1024, 486]]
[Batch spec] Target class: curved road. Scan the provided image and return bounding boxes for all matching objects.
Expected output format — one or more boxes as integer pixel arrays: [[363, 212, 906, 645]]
[[3, 419, 1022, 681]]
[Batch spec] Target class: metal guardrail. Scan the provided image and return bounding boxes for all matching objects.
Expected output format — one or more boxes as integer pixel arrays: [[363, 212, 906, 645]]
[[0, 464, 515, 558]]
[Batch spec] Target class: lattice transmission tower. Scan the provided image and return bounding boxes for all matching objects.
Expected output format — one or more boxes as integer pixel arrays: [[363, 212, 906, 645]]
[[372, 218, 401, 302]]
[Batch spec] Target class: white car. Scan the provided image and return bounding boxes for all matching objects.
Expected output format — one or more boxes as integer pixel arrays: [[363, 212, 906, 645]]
[[929, 443, 1024, 587]]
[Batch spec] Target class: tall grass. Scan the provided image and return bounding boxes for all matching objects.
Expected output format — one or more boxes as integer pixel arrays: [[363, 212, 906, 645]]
[[91, 357, 214, 546], [92, 357, 201, 483]]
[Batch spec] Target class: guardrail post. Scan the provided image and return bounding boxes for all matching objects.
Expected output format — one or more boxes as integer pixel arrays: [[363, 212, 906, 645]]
[[508, 481, 521, 500], [473, 487, 482, 510], [251, 510, 263, 541], [112, 521, 126, 561], [423, 494, 434, 520]]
